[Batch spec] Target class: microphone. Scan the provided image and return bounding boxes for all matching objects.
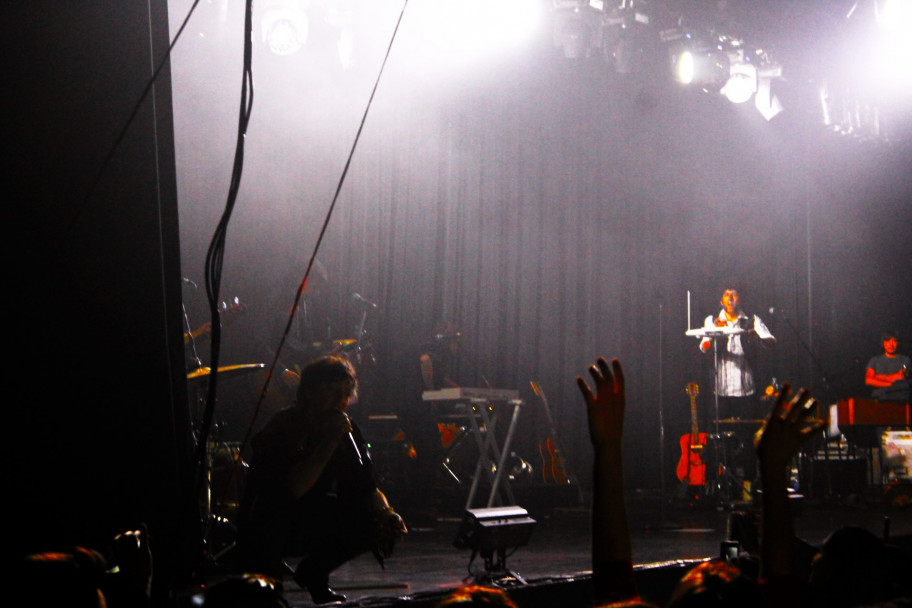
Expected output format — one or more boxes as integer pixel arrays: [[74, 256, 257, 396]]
[[182, 277, 198, 289], [351, 292, 378, 308]]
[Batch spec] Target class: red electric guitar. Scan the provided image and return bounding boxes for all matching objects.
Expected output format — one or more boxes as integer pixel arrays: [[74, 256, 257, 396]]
[[676, 382, 707, 486]]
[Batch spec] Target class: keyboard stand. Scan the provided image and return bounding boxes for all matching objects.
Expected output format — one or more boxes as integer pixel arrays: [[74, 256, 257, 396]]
[[461, 398, 524, 509], [423, 388, 524, 509]]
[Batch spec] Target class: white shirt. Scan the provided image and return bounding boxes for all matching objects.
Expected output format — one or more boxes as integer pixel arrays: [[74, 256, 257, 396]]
[[700, 311, 774, 397]]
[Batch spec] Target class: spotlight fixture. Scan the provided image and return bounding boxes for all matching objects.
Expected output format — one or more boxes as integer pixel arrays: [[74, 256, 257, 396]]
[[260, 0, 308, 56], [668, 30, 784, 120], [721, 53, 757, 104], [754, 64, 784, 120], [673, 46, 729, 87], [666, 29, 731, 88]]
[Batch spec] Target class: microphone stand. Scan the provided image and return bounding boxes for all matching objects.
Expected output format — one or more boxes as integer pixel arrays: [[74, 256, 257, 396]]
[[709, 334, 732, 507], [658, 301, 667, 522], [650, 300, 680, 530], [776, 311, 838, 500], [183, 302, 204, 373]]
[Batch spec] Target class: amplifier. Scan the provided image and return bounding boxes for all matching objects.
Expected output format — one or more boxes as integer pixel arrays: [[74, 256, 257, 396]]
[[882, 430, 912, 481]]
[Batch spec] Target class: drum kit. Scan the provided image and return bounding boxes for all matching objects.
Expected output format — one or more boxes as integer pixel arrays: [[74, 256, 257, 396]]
[[183, 291, 381, 536], [701, 419, 765, 502]]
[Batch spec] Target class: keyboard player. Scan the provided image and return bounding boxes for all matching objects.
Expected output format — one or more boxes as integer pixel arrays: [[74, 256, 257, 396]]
[[380, 322, 464, 519]]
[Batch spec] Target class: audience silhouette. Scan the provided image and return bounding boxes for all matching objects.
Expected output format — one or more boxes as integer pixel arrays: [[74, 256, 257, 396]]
[[14, 358, 911, 608]]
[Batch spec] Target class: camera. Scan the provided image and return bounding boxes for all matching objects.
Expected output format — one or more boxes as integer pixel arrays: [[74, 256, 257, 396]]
[[720, 540, 739, 563]]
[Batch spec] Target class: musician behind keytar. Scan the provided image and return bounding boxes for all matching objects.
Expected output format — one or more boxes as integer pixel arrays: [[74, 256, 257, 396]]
[[696, 288, 776, 488], [865, 331, 911, 403], [698, 288, 777, 420]]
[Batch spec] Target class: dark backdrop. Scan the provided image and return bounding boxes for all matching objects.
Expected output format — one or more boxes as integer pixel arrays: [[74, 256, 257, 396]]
[[170, 1, 912, 497]]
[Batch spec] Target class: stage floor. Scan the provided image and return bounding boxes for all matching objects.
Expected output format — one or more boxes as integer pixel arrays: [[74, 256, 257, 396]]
[[256, 485, 912, 607]]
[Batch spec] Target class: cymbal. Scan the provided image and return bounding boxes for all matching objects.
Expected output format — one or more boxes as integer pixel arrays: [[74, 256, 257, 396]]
[[333, 338, 357, 347], [187, 363, 266, 382], [714, 418, 765, 425]]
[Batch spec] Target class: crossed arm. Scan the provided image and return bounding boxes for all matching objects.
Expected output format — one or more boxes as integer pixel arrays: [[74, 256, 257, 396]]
[[865, 366, 907, 388]]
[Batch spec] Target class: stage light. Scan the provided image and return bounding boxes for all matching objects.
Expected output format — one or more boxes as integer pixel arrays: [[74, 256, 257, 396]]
[[755, 67, 784, 120], [552, 0, 604, 59], [722, 60, 757, 104], [453, 506, 536, 582], [876, 0, 912, 30], [677, 50, 695, 84], [673, 48, 729, 86], [668, 30, 731, 88], [260, 0, 308, 56]]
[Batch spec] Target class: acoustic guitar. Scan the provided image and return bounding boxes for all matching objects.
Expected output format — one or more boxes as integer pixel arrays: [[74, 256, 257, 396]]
[[676, 382, 707, 486], [531, 381, 571, 484]]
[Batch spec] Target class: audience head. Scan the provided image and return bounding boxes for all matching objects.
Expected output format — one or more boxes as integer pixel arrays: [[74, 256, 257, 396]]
[[666, 560, 765, 608], [203, 573, 288, 608], [806, 525, 892, 608], [15, 546, 109, 608], [437, 585, 517, 607]]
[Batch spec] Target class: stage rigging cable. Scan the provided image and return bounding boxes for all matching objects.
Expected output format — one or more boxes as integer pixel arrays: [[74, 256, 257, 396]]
[[212, 0, 412, 514]]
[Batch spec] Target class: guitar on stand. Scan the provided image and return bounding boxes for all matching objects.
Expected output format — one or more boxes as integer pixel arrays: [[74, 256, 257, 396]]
[[677, 382, 707, 489], [530, 381, 571, 485]]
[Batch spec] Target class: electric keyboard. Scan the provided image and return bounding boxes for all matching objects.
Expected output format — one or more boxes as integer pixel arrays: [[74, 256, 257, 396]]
[[685, 326, 750, 338], [422, 387, 520, 402]]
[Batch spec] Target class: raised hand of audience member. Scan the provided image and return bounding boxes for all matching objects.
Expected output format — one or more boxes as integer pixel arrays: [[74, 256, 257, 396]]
[[577, 357, 625, 450], [577, 357, 642, 606], [756, 385, 821, 473], [105, 523, 153, 606], [755, 385, 822, 592]]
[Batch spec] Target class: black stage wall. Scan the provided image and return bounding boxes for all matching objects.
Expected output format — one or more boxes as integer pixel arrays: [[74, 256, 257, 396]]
[[4, 0, 199, 598]]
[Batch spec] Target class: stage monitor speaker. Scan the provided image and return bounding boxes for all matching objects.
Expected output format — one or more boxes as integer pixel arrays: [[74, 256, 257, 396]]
[[453, 506, 536, 555]]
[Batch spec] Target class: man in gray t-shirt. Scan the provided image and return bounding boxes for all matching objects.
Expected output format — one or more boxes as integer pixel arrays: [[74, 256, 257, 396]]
[[865, 332, 911, 402]]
